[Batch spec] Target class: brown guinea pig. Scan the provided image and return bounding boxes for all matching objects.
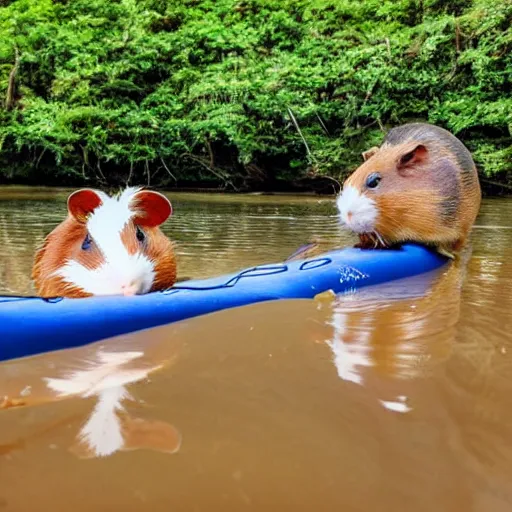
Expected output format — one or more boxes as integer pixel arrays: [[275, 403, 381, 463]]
[[32, 187, 177, 298], [336, 122, 482, 258]]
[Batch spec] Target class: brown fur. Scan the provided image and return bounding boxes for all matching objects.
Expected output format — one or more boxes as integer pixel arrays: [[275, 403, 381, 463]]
[[32, 216, 99, 298], [345, 123, 481, 255], [32, 190, 177, 298]]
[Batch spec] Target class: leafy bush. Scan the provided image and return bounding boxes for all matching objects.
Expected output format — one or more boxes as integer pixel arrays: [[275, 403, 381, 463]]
[[0, 0, 510, 190]]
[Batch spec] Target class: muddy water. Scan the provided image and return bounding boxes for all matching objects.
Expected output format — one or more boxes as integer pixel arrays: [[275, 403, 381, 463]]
[[1, 186, 512, 511]]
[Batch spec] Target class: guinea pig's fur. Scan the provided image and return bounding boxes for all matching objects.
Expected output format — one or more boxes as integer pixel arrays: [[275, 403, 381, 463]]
[[32, 187, 177, 298], [336, 122, 482, 257]]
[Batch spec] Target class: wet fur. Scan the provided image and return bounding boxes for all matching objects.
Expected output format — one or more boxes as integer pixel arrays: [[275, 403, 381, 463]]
[[345, 123, 481, 255]]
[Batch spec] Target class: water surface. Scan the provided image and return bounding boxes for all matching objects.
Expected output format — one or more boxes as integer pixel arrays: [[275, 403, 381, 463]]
[[1, 186, 512, 511], [0, 186, 346, 294]]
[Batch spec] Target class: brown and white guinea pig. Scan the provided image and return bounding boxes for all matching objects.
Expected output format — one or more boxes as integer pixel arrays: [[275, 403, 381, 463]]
[[336, 122, 482, 258], [32, 187, 177, 298]]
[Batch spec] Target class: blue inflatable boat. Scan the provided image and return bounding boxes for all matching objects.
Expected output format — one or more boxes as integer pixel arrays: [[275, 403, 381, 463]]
[[0, 244, 447, 362]]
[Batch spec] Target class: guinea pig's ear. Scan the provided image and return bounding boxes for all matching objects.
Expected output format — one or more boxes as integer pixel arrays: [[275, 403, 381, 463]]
[[362, 146, 379, 162], [131, 190, 173, 227], [67, 189, 103, 223], [397, 144, 428, 174]]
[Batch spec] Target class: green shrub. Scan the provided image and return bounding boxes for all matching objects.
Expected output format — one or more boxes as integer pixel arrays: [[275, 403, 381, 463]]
[[0, 0, 510, 189]]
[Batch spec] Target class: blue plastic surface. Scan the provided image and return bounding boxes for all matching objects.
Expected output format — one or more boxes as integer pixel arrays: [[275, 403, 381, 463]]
[[0, 243, 447, 362]]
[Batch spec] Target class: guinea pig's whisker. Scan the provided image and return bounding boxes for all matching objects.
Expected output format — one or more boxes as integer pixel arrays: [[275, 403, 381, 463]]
[[373, 230, 387, 248]]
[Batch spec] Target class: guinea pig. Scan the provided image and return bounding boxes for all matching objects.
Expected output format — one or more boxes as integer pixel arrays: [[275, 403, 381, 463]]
[[32, 186, 177, 298], [336, 122, 482, 258]]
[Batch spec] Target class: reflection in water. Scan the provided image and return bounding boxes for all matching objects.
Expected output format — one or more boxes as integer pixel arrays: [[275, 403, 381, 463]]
[[1, 329, 184, 461], [323, 248, 466, 415], [45, 350, 180, 458], [1, 190, 512, 511]]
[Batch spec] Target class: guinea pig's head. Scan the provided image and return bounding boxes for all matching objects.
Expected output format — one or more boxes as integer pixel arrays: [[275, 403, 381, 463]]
[[336, 139, 448, 245], [37, 187, 177, 298]]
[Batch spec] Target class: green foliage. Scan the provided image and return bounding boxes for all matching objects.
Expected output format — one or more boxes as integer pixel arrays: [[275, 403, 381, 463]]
[[0, 0, 510, 189]]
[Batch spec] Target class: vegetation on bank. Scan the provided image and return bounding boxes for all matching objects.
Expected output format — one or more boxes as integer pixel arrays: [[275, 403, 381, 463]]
[[0, 0, 510, 191]]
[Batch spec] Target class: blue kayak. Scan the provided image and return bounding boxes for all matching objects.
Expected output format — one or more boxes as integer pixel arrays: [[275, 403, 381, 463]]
[[0, 244, 447, 362]]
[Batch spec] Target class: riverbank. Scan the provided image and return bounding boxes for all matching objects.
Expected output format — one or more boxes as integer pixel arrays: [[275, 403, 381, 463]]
[[1, 0, 510, 193], [0, 174, 511, 198]]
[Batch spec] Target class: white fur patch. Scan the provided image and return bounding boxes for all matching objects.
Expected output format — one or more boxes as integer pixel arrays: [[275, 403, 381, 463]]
[[55, 187, 156, 296], [326, 310, 373, 385], [336, 185, 378, 234], [45, 350, 162, 457], [379, 397, 411, 414]]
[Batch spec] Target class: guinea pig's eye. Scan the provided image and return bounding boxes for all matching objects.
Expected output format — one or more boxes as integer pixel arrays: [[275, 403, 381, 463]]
[[82, 234, 92, 251], [136, 226, 146, 243], [365, 173, 382, 189]]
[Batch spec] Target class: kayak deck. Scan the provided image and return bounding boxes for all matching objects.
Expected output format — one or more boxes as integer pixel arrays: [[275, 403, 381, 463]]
[[0, 243, 447, 361]]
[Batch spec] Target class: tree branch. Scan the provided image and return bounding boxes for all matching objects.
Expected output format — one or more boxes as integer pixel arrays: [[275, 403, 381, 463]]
[[5, 46, 20, 111]]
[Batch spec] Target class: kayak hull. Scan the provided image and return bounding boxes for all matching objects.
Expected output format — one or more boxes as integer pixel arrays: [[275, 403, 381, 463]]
[[0, 244, 447, 362]]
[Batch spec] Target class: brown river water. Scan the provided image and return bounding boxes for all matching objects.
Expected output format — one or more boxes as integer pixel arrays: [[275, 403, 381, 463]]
[[1, 186, 512, 511]]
